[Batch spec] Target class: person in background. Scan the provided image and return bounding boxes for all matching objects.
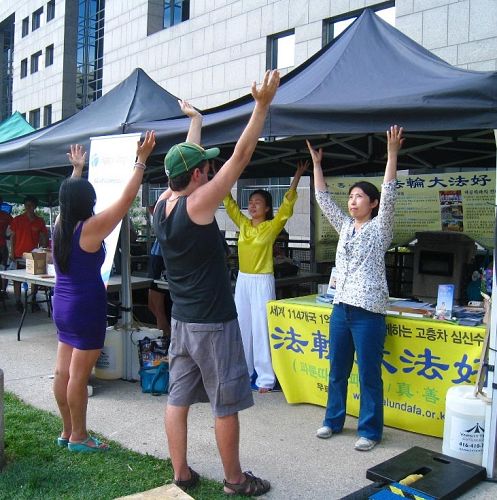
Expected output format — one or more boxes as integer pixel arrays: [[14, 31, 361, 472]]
[[147, 235, 171, 343], [52, 131, 155, 452], [153, 72, 279, 496], [0, 196, 13, 297], [308, 125, 404, 452], [223, 161, 308, 393], [10, 195, 48, 312]]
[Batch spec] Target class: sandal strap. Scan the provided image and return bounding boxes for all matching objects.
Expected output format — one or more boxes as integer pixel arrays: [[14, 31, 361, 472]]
[[224, 471, 270, 496]]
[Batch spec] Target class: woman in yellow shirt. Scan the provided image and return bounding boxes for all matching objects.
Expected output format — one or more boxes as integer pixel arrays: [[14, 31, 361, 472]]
[[224, 161, 308, 392]]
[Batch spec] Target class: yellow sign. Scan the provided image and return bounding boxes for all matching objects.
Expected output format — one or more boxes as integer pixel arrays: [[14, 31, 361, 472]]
[[315, 170, 496, 262], [268, 296, 484, 437]]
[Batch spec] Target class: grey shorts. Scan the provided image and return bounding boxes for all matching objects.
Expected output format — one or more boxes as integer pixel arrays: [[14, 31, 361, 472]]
[[168, 318, 254, 417]]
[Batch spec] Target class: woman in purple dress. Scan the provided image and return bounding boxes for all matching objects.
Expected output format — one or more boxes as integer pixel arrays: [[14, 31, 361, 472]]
[[52, 131, 155, 452]]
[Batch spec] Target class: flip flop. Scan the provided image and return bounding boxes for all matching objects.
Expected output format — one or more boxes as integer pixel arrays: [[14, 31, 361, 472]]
[[57, 436, 69, 447], [68, 436, 109, 452]]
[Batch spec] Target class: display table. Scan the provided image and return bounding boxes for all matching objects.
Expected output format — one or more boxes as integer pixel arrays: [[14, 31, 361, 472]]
[[0, 269, 152, 341], [267, 295, 485, 437]]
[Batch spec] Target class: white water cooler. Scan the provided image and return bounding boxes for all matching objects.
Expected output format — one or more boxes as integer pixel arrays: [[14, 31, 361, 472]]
[[442, 385, 490, 465], [95, 326, 124, 380]]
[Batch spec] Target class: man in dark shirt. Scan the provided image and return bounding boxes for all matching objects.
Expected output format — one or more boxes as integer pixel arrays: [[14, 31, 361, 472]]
[[154, 72, 279, 496]]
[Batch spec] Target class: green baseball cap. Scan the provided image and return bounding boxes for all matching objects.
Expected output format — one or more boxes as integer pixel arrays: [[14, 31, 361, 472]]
[[164, 142, 220, 179]]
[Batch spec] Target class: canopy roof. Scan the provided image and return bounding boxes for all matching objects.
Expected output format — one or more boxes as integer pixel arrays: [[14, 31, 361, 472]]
[[131, 9, 497, 179], [0, 111, 35, 143], [0, 68, 183, 175]]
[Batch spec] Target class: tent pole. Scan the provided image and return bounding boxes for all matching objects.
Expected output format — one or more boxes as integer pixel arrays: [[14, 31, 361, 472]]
[[120, 215, 133, 380], [483, 130, 497, 479]]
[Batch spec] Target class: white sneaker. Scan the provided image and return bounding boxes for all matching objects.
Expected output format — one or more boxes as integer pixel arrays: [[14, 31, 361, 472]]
[[354, 437, 377, 451], [316, 426, 333, 439]]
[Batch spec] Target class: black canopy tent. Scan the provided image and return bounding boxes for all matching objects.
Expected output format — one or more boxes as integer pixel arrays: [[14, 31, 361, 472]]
[[0, 68, 184, 176], [128, 9, 497, 180]]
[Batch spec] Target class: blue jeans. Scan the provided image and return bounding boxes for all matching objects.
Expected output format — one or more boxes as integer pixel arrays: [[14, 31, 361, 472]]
[[323, 303, 386, 441]]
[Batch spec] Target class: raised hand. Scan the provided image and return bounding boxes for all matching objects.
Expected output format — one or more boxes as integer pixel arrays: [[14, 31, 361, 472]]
[[387, 125, 404, 155], [136, 130, 156, 163], [295, 160, 309, 177], [306, 140, 323, 166], [251, 70, 280, 108], [67, 144, 86, 171], [179, 99, 201, 119]]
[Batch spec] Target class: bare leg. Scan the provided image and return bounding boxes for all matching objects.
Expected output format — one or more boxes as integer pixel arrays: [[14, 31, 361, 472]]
[[53, 341, 74, 438], [148, 288, 171, 336], [67, 347, 101, 444], [165, 404, 192, 481], [215, 413, 244, 484]]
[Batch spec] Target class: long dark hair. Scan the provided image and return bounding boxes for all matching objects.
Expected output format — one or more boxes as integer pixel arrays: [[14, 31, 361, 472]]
[[348, 181, 381, 218], [249, 189, 274, 220], [54, 178, 96, 273]]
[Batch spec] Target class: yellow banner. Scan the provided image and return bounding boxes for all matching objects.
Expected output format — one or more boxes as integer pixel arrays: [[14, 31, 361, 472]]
[[315, 170, 496, 262], [268, 296, 484, 437]]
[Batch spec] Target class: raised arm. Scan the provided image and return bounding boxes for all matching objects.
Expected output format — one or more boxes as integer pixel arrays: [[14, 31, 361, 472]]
[[188, 70, 280, 224], [306, 140, 326, 191], [180, 100, 203, 145], [67, 144, 86, 178], [80, 131, 156, 252], [289, 160, 309, 191], [384, 125, 404, 184]]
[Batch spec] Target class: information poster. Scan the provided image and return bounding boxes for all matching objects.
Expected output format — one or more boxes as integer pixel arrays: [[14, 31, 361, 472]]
[[88, 133, 141, 284], [268, 296, 484, 437], [315, 170, 496, 262]]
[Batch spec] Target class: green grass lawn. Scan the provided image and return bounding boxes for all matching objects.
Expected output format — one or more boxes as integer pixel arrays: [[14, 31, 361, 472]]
[[0, 392, 250, 499]]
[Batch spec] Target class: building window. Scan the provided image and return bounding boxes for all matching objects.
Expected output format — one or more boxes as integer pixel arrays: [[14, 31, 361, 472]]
[[22, 17, 29, 37], [32, 7, 44, 31], [20, 58, 28, 78], [267, 29, 295, 70], [31, 51, 42, 73], [163, 0, 189, 28], [323, 1, 395, 45], [45, 44, 54, 66], [44, 104, 52, 126], [29, 108, 40, 128], [1, 14, 15, 119], [76, 0, 105, 110], [47, 0, 55, 22]]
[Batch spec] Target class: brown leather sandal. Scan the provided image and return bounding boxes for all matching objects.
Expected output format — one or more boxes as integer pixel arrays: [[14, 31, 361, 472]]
[[224, 471, 270, 496], [173, 467, 200, 490]]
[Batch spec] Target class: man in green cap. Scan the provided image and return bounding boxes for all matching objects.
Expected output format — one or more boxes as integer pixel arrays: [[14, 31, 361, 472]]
[[154, 70, 280, 496]]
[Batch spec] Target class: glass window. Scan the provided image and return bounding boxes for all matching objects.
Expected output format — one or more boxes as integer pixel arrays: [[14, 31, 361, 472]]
[[22, 17, 29, 37], [163, 0, 189, 29], [32, 7, 44, 31], [44, 104, 52, 126], [267, 30, 295, 70], [20, 58, 28, 78], [323, 1, 395, 45], [47, 0, 55, 22], [30, 51, 42, 74], [29, 108, 40, 128], [45, 44, 54, 66]]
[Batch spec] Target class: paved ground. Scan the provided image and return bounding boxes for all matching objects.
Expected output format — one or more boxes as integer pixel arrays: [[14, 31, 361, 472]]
[[1, 296, 496, 499]]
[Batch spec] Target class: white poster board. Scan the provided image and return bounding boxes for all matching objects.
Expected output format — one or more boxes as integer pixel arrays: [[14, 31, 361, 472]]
[[88, 133, 141, 284]]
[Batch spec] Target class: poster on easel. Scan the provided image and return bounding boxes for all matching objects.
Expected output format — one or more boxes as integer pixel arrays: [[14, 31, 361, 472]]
[[88, 133, 141, 285], [315, 170, 496, 262]]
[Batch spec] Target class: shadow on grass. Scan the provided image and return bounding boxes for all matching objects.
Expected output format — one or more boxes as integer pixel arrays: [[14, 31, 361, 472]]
[[0, 393, 252, 499]]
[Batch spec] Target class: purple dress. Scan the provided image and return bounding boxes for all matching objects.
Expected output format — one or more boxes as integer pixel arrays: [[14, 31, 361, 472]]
[[52, 222, 107, 349]]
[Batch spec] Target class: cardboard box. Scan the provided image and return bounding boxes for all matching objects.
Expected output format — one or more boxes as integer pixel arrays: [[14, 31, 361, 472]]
[[23, 251, 47, 275]]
